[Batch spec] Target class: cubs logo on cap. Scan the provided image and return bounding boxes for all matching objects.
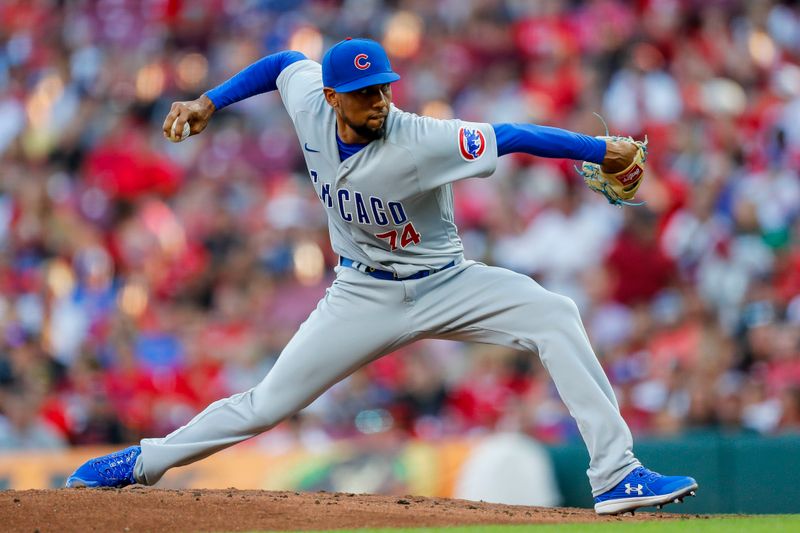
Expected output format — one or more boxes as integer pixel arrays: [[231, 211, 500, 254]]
[[322, 38, 401, 92], [354, 53, 371, 70], [458, 127, 486, 161]]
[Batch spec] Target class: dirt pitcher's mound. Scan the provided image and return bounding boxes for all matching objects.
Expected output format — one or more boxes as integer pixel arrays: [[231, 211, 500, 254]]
[[1, 488, 693, 532]]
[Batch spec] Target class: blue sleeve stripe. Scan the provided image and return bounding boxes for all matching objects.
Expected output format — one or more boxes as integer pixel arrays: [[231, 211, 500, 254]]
[[205, 50, 307, 110], [492, 123, 607, 164]]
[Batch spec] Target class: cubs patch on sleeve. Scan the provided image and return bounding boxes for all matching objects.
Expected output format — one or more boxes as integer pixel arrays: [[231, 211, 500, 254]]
[[458, 126, 487, 161]]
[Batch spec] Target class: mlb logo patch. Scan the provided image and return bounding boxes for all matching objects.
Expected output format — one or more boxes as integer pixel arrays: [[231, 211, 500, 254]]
[[458, 127, 486, 161]]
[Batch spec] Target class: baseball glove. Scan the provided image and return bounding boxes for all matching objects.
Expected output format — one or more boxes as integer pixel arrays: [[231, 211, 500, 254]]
[[576, 117, 648, 207]]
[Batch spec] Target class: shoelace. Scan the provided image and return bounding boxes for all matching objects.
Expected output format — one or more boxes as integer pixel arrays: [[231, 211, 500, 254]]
[[633, 467, 661, 484], [93, 449, 137, 482]]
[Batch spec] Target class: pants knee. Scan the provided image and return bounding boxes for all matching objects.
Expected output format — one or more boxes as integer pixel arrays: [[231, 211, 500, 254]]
[[224, 387, 276, 432], [249, 382, 306, 431], [545, 292, 582, 325]]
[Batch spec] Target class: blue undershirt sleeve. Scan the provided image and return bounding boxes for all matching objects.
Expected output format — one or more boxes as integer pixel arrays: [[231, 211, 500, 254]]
[[492, 123, 607, 164], [205, 51, 307, 110]]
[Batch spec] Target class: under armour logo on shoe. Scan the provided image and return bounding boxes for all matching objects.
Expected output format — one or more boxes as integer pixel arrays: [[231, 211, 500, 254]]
[[625, 483, 644, 495]]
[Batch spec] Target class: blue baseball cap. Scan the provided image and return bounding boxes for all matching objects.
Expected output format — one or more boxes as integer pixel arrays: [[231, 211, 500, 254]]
[[322, 38, 400, 93]]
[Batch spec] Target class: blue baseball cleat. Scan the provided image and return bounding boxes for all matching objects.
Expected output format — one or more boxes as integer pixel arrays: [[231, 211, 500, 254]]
[[65, 445, 141, 488], [594, 466, 698, 515]]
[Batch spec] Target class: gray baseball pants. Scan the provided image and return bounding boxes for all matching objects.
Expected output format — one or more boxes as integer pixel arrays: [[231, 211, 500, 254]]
[[134, 260, 640, 496]]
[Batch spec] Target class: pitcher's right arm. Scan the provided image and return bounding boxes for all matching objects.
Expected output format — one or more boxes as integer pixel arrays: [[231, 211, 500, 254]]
[[162, 51, 307, 141]]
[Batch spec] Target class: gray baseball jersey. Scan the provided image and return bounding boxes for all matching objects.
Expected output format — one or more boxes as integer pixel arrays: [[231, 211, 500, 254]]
[[135, 59, 640, 497], [277, 60, 498, 278]]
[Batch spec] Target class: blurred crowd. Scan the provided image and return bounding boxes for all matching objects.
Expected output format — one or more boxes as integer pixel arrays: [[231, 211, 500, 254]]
[[1, 0, 800, 452]]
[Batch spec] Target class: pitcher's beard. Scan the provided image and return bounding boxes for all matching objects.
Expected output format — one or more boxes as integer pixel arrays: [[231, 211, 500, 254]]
[[347, 118, 386, 141]]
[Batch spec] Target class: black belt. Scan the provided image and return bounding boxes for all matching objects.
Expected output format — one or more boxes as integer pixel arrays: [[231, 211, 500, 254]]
[[340, 257, 456, 281]]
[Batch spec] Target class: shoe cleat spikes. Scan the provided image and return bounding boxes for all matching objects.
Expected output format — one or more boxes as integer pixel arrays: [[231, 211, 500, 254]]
[[657, 504, 663, 510], [689, 491, 696, 497]]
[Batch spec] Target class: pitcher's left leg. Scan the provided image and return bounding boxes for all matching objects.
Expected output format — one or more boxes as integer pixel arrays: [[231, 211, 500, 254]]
[[411, 262, 696, 513]]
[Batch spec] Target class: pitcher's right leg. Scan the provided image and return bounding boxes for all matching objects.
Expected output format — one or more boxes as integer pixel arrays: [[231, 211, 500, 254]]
[[133, 268, 412, 485]]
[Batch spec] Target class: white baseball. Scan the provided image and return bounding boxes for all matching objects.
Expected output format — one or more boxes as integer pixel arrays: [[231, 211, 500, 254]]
[[170, 120, 191, 142]]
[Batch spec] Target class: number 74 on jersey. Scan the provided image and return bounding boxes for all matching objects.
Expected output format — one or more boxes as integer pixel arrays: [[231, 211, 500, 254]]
[[375, 222, 421, 250]]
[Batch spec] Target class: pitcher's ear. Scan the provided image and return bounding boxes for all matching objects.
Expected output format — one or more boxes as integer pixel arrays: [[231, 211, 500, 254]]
[[323, 88, 338, 108]]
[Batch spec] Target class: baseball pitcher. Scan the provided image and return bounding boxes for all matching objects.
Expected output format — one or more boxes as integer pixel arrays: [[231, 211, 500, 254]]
[[66, 38, 696, 515]]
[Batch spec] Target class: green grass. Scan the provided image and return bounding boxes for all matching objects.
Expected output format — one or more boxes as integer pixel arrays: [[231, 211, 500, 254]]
[[265, 515, 800, 533]]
